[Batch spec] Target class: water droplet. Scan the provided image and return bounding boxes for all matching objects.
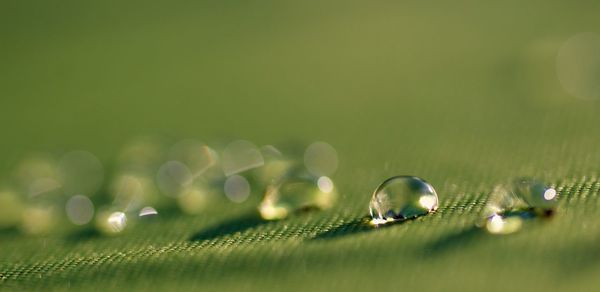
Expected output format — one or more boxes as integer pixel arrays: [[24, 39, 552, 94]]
[[258, 175, 337, 220], [65, 195, 95, 225], [224, 175, 251, 203], [110, 173, 159, 211], [177, 183, 217, 215], [168, 139, 219, 178], [369, 176, 438, 225], [304, 142, 338, 177], [96, 210, 127, 235], [0, 190, 25, 229], [156, 161, 193, 197], [14, 154, 61, 197], [513, 178, 557, 210], [221, 140, 264, 176], [254, 145, 295, 185], [20, 205, 58, 236], [139, 206, 158, 217], [484, 213, 523, 235]]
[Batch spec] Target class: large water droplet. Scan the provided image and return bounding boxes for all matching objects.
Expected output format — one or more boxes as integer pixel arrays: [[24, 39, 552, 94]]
[[258, 175, 337, 220], [369, 176, 438, 225]]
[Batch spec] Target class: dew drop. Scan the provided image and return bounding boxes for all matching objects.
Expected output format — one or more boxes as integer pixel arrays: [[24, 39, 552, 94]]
[[224, 175, 251, 203], [258, 175, 337, 220], [369, 176, 438, 225]]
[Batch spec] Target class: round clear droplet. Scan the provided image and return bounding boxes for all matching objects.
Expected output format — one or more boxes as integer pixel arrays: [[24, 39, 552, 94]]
[[304, 142, 338, 177], [65, 195, 95, 225], [513, 178, 557, 210], [221, 140, 264, 176], [369, 176, 439, 225], [258, 175, 337, 220], [224, 175, 251, 203]]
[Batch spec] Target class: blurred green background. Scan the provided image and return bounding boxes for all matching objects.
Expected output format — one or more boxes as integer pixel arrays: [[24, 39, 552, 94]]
[[2, 1, 600, 291]]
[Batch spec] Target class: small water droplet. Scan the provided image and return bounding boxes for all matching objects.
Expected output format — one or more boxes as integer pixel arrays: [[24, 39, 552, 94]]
[[139, 206, 158, 217], [369, 176, 438, 225], [258, 175, 337, 220], [484, 213, 523, 235], [156, 161, 193, 197], [224, 175, 251, 203], [304, 142, 338, 177], [96, 210, 127, 235], [65, 195, 95, 225], [513, 178, 558, 210]]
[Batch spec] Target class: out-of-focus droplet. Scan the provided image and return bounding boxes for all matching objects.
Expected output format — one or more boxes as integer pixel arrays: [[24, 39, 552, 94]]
[[254, 145, 295, 185], [557, 32, 600, 100], [224, 175, 251, 203], [14, 154, 61, 197], [20, 205, 57, 236], [110, 173, 159, 211], [96, 210, 127, 235], [221, 140, 264, 176], [156, 161, 193, 197], [58, 151, 104, 196], [0, 190, 25, 229], [304, 142, 339, 177], [169, 139, 219, 178], [482, 185, 522, 218], [117, 136, 166, 175], [258, 175, 337, 220], [369, 176, 438, 225], [484, 214, 523, 235], [65, 195, 95, 225], [177, 183, 216, 215], [513, 178, 558, 210], [139, 206, 158, 217]]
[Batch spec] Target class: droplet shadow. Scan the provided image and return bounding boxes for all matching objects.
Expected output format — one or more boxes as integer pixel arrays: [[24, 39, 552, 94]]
[[423, 226, 484, 256], [311, 216, 418, 240]]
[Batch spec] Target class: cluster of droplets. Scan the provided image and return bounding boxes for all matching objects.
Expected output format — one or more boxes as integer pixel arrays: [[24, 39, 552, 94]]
[[0, 136, 340, 237], [480, 178, 558, 235]]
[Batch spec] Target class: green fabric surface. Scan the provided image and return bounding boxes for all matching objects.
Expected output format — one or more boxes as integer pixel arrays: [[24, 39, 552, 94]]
[[2, 1, 600, 291]]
